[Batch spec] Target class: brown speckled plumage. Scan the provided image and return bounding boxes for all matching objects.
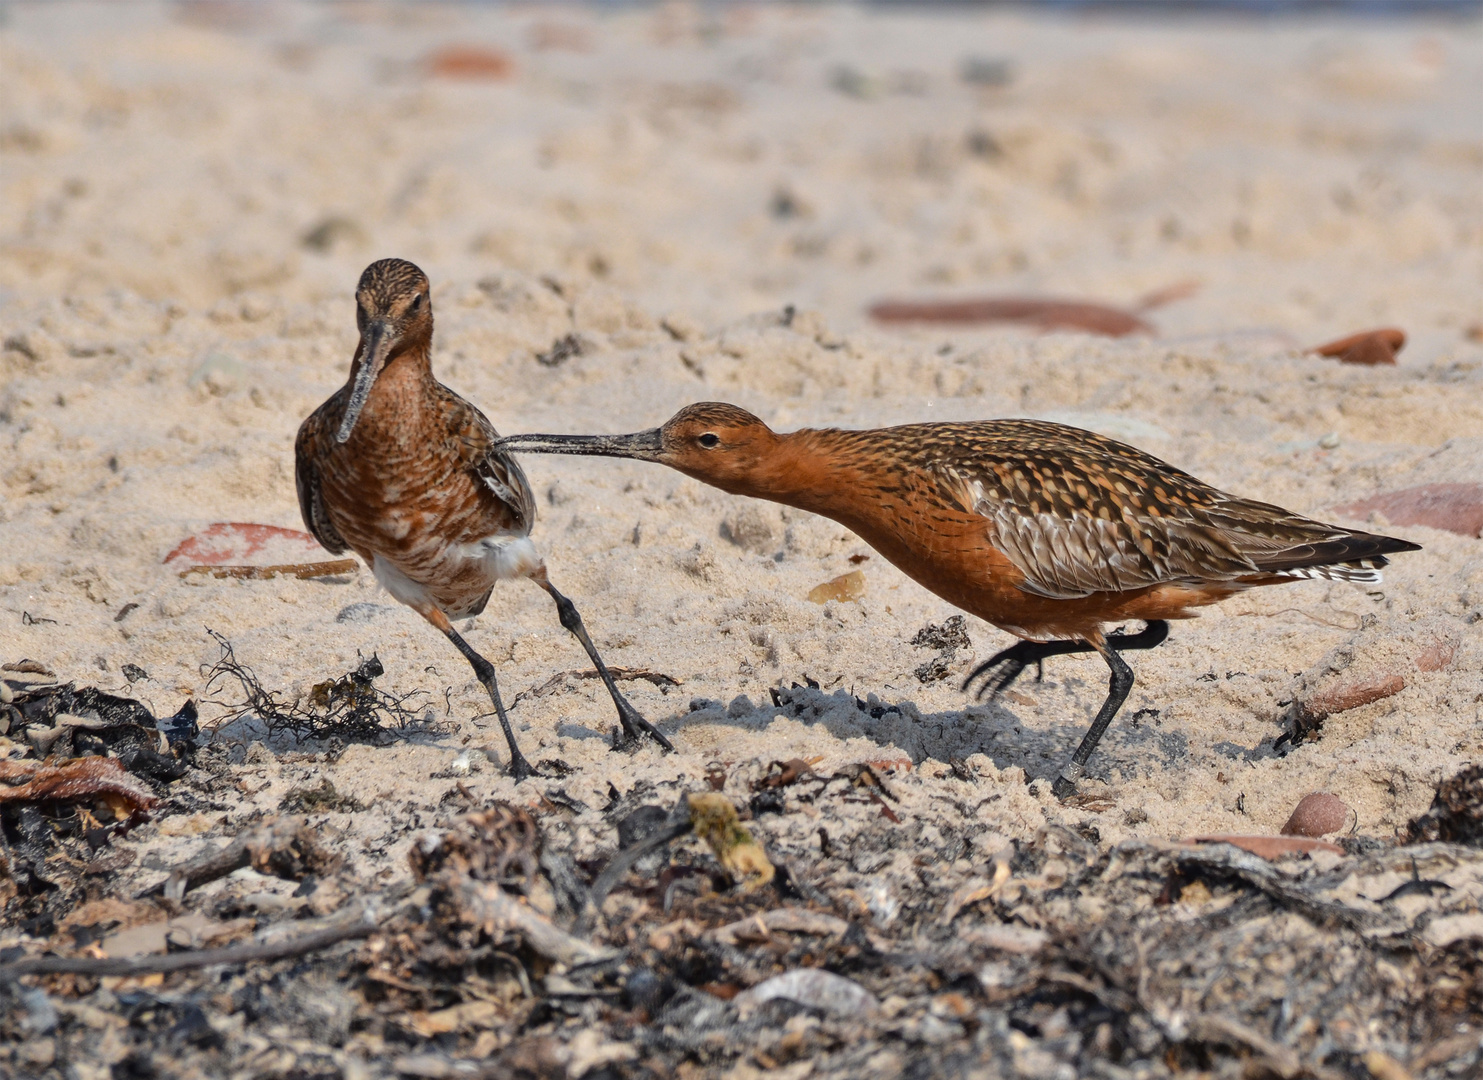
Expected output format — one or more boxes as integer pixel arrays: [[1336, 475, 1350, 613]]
[[294, 259, 672, 780], [498, 401, 1421, 796]]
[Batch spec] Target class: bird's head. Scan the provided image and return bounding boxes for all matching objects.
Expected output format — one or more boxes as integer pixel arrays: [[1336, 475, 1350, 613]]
[[496, 402, 779, 494], [337, 258, 433, 443]]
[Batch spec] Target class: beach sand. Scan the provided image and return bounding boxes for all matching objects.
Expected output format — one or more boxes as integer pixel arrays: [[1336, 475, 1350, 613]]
[[2, 2, 1482, 1070]]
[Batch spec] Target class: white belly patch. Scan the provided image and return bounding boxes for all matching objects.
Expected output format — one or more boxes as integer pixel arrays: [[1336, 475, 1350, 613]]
[[371, 556, 435, 610], [458, 534, 543, 581], [371, 534, 542, 611]]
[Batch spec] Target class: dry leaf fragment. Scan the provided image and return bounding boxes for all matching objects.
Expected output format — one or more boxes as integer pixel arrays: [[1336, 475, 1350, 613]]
[[1309, 327, 1405, 366], [180, 560, 359, 580], [735, 968, 878, 1017], [1333, 483, 1483, 538], [868, 296, 1155, 337], [1190, 834, 1343, 859], [163, 522, 325, 565], [0, 757, 158, 822]]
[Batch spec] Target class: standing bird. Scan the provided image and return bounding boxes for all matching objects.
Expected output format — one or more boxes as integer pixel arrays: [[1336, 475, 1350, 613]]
[[498, 403, 1419, 797], [295, 259, 673, 780]]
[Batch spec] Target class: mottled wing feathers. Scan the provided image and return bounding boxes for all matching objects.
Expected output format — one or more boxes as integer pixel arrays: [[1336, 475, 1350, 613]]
[[294, 404, 350, 555], [438, 386, 537, 536], [910, 420, 1413, 599]]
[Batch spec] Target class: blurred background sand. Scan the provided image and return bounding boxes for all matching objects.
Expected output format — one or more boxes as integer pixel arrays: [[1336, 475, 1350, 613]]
[[2, 1, 1481, 844]]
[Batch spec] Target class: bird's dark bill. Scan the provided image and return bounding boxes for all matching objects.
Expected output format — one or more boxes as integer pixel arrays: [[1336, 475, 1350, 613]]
[[336, 322, 393, 443], [497, 430, 665, 461]]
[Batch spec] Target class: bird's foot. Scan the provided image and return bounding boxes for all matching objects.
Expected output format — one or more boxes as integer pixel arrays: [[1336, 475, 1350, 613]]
[[1051, 761, 1086, 801], [506, 749, 536, 783], [611, 699, 675, 754]]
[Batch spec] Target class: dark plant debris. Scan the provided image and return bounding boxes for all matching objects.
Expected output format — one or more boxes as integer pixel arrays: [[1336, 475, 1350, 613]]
[[201, 628, 441, 745], [3, 706, 1482, 1078]]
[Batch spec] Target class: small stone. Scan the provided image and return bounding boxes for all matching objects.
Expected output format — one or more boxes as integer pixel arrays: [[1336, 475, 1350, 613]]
[[1281, 792, 1351, 837], [807, 569, 865, 604]]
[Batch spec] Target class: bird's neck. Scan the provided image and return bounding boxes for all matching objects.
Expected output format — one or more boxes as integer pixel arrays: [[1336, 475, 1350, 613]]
[[352, 340, 436, 415], [733, 428, 877, 525]]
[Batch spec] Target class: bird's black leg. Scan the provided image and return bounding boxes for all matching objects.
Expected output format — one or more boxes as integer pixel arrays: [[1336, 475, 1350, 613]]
[[443, 625, 534, 782], [538, 579, 675, 754], [1053, 646, 1135, 800], [1051, 621, 1170, 799]]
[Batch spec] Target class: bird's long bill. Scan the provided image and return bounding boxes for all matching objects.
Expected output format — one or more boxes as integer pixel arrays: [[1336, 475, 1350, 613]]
[[497, 429, 665, 462], [336, 321, 393, 443]]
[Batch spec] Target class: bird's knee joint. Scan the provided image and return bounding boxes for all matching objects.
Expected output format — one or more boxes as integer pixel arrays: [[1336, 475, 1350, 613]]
[[555, 599, 582, 633]]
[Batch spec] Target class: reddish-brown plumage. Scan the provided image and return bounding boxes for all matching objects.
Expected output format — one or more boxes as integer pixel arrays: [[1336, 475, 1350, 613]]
[[499, 402, 1421, 796], [295, 259, 672, 780]]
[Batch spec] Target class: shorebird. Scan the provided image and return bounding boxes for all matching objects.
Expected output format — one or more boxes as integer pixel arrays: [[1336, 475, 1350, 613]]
[[499, 403, 1420, 797], [295, 259, 673, 780]]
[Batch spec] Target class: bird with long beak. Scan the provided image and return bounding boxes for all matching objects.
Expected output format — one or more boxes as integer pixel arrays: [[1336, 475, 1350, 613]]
[[498, 402, 1419, 797], [295, 259, 674, 779]]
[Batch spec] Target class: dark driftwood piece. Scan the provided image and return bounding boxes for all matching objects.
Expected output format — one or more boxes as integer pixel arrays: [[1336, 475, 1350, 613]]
[[0, 920, 375, 983]]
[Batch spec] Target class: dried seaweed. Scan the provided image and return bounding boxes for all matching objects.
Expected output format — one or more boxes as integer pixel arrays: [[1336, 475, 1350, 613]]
[[5, 751, 1482, 1079], [201, 628, 438, 745]]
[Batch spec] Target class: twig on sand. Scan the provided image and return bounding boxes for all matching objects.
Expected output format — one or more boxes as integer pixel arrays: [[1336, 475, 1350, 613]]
[[0, 918, 378, 984], [179, 560, 360, 580]]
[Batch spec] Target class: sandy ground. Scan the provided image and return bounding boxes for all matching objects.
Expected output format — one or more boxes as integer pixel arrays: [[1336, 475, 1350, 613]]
[[3, 0, 1483, 927]]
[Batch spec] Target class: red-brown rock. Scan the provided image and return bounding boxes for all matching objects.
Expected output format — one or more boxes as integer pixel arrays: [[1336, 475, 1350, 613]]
[[1281, 792, 1351, 838]]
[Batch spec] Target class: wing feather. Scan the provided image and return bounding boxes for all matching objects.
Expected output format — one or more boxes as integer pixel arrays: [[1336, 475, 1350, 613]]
[[445, 393, 537, 534], [929, 445, 1378, 599], [294, 409, 349, 555]]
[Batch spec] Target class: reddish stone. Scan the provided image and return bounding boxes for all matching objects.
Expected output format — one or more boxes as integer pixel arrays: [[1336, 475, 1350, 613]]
[[1281, 792, 1351, 838]]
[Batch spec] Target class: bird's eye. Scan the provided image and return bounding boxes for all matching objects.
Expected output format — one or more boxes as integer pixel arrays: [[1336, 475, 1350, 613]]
[[698, 432, 720, 448], [410, 294, 424, 312]]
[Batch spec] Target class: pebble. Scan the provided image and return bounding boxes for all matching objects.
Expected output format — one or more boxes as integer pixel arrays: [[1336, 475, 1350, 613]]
[[1281, 792, 1351, 838], [807, 569, 865, 604]]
